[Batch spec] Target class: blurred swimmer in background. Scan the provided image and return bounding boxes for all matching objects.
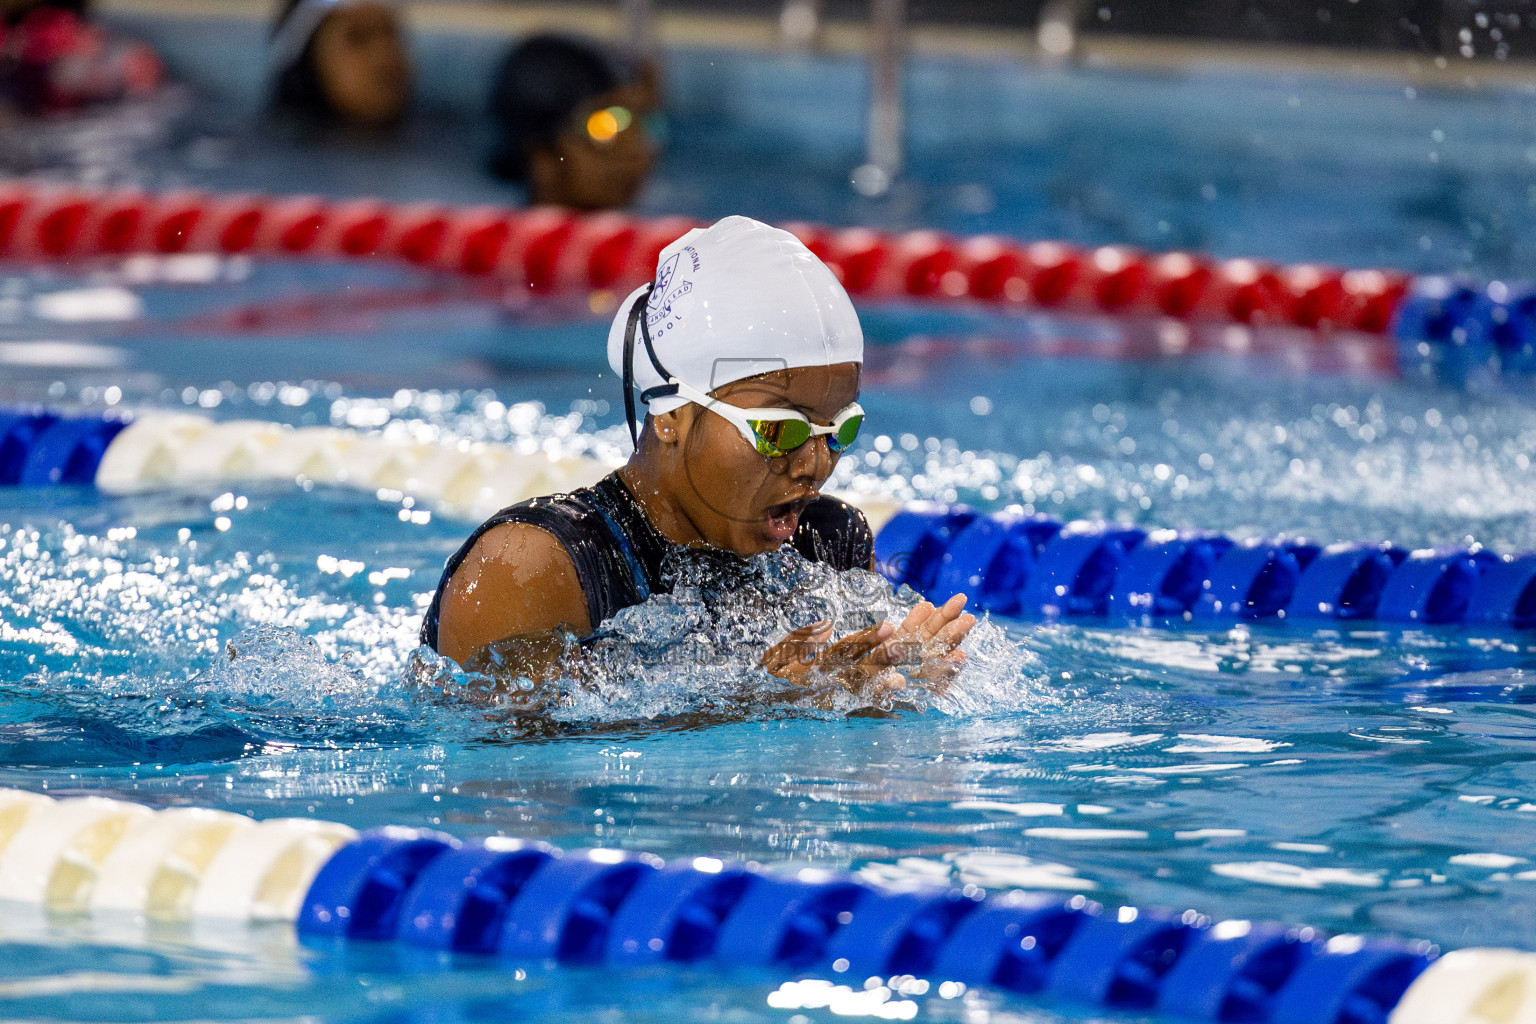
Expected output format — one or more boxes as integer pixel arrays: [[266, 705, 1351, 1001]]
[[488, 33, 658, 210], [0, 0, 165, 116], [269, 0, 410, 126]]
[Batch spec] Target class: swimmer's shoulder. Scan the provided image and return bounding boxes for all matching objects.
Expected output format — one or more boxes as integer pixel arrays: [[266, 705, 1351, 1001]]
[[793, 494, 874, 572], [435, 519, 591, 663]]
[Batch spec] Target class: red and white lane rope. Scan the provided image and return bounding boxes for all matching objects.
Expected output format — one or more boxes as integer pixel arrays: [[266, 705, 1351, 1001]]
[[0, 182, 1409, 333]]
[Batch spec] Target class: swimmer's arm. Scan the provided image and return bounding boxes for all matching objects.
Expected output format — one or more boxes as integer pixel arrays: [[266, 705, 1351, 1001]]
[[434, 523, 592, 667]]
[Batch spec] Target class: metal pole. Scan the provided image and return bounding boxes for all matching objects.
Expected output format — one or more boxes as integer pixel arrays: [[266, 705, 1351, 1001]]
[[854, 0, 905, 197], [621, 0, 656, 58]]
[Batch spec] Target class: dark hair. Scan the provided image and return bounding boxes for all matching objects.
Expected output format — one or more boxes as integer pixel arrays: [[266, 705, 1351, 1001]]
[[269, 0, 331, 117], [488, 33, 633, 182]]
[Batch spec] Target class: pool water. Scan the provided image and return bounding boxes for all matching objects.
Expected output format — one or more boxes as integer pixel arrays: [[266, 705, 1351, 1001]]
[[4, 26, 1536, 1024]]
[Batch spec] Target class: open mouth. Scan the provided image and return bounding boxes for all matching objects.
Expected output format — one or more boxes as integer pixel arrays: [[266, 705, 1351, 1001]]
[[764, 494, 815, 542]]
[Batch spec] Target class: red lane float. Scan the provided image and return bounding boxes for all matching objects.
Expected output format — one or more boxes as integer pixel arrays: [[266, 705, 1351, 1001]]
[[0, 182, 1407, 333], [1148, 252, 1212, 317]]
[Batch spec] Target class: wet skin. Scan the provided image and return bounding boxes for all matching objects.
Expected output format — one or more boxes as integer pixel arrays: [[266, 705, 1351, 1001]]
[[434, 363, 973, 700], [310, 1, 410, 126], [526, 82, 657, 210]]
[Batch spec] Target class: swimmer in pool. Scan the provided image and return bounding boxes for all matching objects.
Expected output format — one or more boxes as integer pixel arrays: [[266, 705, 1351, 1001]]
[[268, 0, 410, 126], [424, 216, 974, 704], [487, 33, 657, 211]]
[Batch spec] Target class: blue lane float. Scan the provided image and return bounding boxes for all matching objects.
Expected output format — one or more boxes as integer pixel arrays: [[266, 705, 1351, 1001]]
[[395, 838, 556, 953], [1156, 923, 1314, 1022], [1394, 275, 1536, 383], [881, 507, 1536, 629], [1108, 531, 1231, 621], [713, 873, 866, 969], [0, 409, 128, 487], [1287, 543, 1404, 621], [297, 828, 1438, 1024]]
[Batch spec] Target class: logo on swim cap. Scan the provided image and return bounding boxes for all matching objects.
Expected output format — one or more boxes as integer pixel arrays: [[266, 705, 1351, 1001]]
[[647, 248, 698, 341]]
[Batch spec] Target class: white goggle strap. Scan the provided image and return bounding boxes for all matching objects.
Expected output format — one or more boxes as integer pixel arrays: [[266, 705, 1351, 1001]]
[[268, 0, 346, 77]]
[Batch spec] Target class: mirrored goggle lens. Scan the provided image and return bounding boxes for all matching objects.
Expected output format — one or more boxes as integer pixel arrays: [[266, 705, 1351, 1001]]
[[749, 418, 811, 457], [828, 413, 863, 453]]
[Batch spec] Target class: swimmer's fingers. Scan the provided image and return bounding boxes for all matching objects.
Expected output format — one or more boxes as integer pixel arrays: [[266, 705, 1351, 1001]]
[[763, 620, 834, 680], [915, 649, 967, 691], [926, 612, 977, 654], [832, 664, 908, 703], [849, 601, 949, 680], [896, 601, 934, 636], [916, 594, 969, 643], [869, 667, 907, 696], [764, 621, 835, 677], [816, 622, 895, 670], [908, 614, 976, 695], [857, 633, 924, 672]]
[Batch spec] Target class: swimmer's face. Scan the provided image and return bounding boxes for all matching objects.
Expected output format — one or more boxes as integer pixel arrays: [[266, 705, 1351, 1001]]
[[528, 82, 657, 211], [664, 362, 861, 557], [311, 1, 410, 126]]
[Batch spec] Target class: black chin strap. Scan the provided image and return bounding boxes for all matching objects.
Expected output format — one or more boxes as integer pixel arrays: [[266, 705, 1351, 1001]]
[[621, 284, 681, 448]]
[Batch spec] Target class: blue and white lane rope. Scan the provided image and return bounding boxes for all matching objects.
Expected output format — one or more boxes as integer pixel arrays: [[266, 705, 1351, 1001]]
[[0, 786, 1524, 1024], [8, 407, 1536, 631], [875, 506, 1536, 628], [0, 408, 628, 526]]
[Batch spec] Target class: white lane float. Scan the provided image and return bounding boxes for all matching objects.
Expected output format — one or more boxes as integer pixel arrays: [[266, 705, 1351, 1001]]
[[191, 817, 357, 923], [0, 796, 153, 911], [1391, 947, 1536, 1024], [92, 413, 621, 524], [0, 789, 352, 925], [90, 806, 254, 921]]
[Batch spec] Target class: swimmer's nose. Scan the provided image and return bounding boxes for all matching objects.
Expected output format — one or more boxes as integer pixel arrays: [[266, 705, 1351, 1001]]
[[786, 431, 832, 483]]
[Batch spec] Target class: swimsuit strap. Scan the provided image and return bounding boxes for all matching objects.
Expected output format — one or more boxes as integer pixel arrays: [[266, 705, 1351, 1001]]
[[588, 473, 673, 602]]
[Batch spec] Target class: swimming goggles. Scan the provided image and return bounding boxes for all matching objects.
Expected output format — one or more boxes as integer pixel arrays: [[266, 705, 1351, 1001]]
[[669, 378, 864, 458]]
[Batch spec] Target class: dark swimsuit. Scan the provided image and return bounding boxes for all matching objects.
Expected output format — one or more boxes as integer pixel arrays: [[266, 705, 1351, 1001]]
[[420, 472, 873, 650]]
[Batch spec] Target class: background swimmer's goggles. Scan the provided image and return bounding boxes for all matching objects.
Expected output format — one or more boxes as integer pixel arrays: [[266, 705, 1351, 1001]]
[[577, 104, 661, 146], [583, 105, 633, 144], [620, 285, 863, 457], [669, 379, 863, 458]]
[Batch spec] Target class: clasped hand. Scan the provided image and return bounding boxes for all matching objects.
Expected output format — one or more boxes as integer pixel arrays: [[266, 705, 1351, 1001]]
[[761, 593, 976, 703]]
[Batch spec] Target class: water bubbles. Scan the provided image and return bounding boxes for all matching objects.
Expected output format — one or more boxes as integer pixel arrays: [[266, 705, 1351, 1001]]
[[607, 590, 708, 647], [210, 626, 390, 715]]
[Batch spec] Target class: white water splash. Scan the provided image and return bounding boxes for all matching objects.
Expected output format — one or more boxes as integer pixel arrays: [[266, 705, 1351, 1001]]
[[410, 546, 1043, 728]]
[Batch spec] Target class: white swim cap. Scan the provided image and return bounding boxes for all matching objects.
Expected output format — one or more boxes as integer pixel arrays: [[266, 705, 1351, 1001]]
[[269, 0, 352, 77], [607, 215, 863, 439]]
